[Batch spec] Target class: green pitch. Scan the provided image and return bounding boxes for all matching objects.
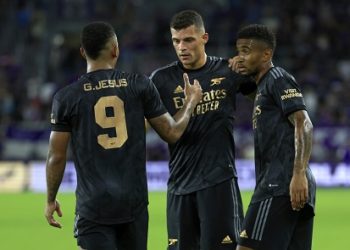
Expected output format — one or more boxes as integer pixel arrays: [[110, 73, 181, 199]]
[[0, 189, 349, 249]]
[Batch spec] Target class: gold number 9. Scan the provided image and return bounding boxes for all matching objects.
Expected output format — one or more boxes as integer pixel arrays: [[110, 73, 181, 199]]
[[94, 96, 128, 149]]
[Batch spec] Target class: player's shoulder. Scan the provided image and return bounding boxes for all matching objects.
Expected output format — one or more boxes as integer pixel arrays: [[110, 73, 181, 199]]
[[207, 56, 239, 78], [149, 61, 179, 89], [150, 61, 178, 79], [265, 67, 301, 93], [268, 67, 296, 83], [206, 56, 229, 69], [53, 79, 81, 103], [120, 70, 149, 83], [208, 55, 228, 64]]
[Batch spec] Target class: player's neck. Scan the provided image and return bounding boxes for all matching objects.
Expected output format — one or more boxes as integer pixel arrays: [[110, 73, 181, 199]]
[[86, 60, 115, 73], [256, 61, 274, 84]]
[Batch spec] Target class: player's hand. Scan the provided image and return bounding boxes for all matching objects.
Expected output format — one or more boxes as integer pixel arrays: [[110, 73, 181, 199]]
[[183, 73, 202, 106], [289, 172, 308, 211], [228, 56, 241, 73], [45, 200, 63, 228]]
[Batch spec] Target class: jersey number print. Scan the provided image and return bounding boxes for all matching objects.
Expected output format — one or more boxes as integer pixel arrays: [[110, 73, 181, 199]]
[[94, 96, 128, 149]]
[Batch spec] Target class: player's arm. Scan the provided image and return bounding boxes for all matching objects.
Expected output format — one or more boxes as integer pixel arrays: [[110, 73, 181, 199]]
[[288, 110, 313, 211], [45, 131, 70, 228], [148, 74, 202, 144]]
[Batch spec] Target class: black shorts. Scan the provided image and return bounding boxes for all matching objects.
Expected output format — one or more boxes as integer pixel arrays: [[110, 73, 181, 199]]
[[238, 196, 314, 250], [74, 207, 148, 250], [167, 178, 244, 250]]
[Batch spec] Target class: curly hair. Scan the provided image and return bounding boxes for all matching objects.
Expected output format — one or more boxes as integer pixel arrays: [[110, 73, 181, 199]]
[[237, 24, 276, 51]]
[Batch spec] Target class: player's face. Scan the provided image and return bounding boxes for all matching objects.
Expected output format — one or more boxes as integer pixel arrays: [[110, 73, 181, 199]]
[[236, 39, 270, 76], [171, 25, 208, 70]]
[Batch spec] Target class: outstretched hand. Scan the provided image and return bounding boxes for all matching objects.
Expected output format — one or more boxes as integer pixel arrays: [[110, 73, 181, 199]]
[[183, 73, 202, 105], [45, 200, 63, 228]]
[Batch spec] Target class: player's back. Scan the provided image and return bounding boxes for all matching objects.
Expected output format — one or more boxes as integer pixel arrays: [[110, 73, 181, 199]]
[[51, 69, 166, 224]]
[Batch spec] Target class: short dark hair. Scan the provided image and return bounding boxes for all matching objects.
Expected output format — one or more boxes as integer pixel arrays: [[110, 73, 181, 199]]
[[170, 10, 205, 31], [81, 22, 116, 60], [237, 24, 276, 51]]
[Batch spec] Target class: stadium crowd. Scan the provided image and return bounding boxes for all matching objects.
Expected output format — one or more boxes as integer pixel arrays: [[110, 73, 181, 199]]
[[0, 0, 349, 163]]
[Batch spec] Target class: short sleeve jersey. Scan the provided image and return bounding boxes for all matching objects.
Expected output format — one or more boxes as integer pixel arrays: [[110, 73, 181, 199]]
[[51, 69, 167, 224], [150, 56, 256, 195], [251, 67, 316, 211]]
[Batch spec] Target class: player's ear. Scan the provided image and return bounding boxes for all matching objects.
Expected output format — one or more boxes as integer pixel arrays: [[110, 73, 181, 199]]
[[80, 47, 86, 59], [262, 48, 273, 62], [111, 43, 119, 59], [202, 33, 209, 44]]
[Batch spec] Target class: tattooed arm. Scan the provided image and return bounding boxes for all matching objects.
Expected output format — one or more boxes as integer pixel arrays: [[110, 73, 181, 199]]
[[288, 110, 313, 211]]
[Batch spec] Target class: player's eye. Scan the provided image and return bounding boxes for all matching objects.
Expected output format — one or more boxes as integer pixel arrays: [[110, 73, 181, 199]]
[[239, 48, 250, 55], [183, 37, 196, 43]]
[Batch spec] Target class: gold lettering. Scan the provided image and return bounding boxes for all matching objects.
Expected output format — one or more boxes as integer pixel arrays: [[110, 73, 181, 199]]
[[196, 104, 201, 114], [281, 92, 303, 100], [101, 80, 108, 89], [173, 97, 184, 109], [209, 90, 216, 100], [252, 105, 262, 130], [84, 79, 128, 92], [222, 89, 227, 98], [193, 101, 220, 115], [118, 79, 128, 87], [215, 89, 227, 99], [253, 119, 257, 129], [95, 81, 101, 90], [202, 102, 210, 114], [84, 83, 92, 91], [213, 100, 219, 110], [255, 105, 262, 115], [176, 88, 227, 116], [108, 79, 116, 88], [202, 92, 211, 102]]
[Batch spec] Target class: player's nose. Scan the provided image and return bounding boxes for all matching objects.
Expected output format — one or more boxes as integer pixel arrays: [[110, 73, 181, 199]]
[[178, 41, 187, 51]]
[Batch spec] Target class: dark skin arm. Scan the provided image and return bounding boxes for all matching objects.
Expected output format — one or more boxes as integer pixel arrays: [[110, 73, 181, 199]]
[[148, 73, 202, 144], [288, 110, 313, 211], [44, 131, 70, 228]]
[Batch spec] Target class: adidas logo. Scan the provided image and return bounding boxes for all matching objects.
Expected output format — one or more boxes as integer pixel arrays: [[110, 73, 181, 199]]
[[168, 239, 178, 246], [221, 235, 233, 244], [173, 85, 184, 94], [240, 230, 249, 239]]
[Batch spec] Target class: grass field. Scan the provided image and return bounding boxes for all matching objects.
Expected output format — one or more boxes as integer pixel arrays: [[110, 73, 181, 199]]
[[0, 189, 349, 249]]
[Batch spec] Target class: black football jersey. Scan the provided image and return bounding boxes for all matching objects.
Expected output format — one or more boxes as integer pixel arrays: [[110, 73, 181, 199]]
[[50, 69, 167, 224], [251, 67, 316, 209], [150, 56, 256, 195]]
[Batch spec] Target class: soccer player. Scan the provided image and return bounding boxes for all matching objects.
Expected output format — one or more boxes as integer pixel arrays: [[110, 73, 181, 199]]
[[44, 21, 202, 250], [150, 10, 256, 250], [235, 24, 316, 250]]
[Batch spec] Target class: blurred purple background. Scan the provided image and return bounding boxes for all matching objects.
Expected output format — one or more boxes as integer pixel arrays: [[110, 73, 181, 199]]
[[0, 0, 349, 164]]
